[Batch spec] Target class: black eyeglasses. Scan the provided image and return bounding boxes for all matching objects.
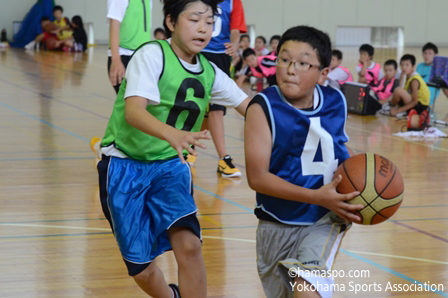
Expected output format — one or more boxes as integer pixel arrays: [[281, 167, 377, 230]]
[[276, 57, 322, 71]]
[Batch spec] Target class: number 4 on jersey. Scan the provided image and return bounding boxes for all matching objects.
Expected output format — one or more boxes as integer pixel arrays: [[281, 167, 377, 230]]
[[301, 117, 339, 184]]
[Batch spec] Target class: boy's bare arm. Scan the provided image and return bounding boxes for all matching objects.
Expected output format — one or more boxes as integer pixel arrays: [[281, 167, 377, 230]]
[[358, 60, 368, 83], [235, 74, 247, 87], [125, 96, 211, 162], [109, 19, 126, 86], [235, 97, 250, 116], [244, 103, 362, 222]]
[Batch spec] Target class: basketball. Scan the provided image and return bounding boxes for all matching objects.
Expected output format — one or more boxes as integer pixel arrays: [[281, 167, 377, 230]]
[[334, 153, 404, 225]]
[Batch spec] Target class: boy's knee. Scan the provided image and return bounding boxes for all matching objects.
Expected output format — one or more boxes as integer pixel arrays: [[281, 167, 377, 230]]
[[394, 87, 403, 94], [178, 237, 202, 259], [133, 262, 157, 283]]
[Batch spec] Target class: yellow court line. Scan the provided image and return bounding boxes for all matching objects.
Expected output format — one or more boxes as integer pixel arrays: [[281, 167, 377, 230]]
[[0, 223, 110, 231]]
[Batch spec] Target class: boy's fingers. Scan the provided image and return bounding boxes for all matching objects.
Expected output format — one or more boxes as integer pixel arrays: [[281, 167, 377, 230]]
[[331, 174, 342, 186], [192, 140, 207, 149], [339, 209, 361, 223], [341, 191, 360, 201], [185, 145, 197, 156], [176, 148, 186, 164]]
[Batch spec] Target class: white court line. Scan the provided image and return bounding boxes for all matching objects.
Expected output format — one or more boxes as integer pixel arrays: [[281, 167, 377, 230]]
[[344, 249, 448, 265], [2, 222, 447, 265]]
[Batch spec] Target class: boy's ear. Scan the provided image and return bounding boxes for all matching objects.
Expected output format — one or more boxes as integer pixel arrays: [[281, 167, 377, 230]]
[[318, 67, 329, 85], [165, 15, 175, 33]]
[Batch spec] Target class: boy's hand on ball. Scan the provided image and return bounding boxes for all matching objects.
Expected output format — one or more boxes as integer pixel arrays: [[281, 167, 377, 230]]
[[316, 174, 364, 222]]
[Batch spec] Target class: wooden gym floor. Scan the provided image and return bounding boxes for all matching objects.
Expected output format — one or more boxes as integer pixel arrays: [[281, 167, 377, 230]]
[[0, 46, 447, 297]]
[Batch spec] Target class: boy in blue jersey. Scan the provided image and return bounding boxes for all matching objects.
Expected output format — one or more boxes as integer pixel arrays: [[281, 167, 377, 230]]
[[97, 0, 249, 297], [245, 26, 363, 298], [189, 0, 247, 178]]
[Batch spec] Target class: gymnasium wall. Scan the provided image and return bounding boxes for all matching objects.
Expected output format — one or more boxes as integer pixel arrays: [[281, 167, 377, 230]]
[[1, 0, 447, 47]]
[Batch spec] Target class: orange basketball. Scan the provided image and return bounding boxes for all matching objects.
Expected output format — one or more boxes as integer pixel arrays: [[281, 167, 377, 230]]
[[334, 153, 404, 225]]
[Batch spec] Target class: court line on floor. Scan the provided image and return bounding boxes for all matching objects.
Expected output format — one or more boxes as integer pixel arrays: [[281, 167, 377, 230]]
[[0, 156, 95, 162], [193, 185, 252, 211], [341, 250, 448, 297], [2, 224, 447, 295], [1, 222, 447, 267], [0, 101, 89, 143], [0, 212, 252, 225], [393, 221, 448, 244]]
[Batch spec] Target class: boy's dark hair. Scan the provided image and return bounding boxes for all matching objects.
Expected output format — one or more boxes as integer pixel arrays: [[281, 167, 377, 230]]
[[161, 0, 222, 38], [384, 59, 397, 70], [269, 35, 281, 44], [332, 49, 342, 60], [400, 54, 416, 66], [256, 36, 266, 44], [71, 15, 84, 29], [53, 5, 63, 13], [154, 27, 166, 36], [359, 44, 374, 57], [242, 48, 256, 59], [41, 16, 50, 22], [240, 34, 249, 42], [422, 42, 438, 54], [277, 26, 332, 69]]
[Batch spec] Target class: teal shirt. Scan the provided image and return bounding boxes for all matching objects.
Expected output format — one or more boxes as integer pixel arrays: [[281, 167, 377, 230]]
[[417, 62, 440, 105]]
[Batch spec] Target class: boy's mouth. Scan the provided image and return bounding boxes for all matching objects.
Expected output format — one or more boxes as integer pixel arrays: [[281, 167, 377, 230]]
[[193, 38, 205, 45]]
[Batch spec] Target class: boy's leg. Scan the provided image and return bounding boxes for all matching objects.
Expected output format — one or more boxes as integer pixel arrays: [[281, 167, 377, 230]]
[[208, 108, 227, 159], [293, 277, 320, 298], [168, 226, 206, 298], [391, 87, 412, 106], [133, 260, 173, 298]]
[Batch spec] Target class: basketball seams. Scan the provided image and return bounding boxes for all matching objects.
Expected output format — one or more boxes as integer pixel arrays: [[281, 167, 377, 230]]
[[342, 161, 369, 205]]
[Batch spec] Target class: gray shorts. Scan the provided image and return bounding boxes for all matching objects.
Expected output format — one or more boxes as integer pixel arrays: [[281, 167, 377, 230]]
[[256, 212, 351, 298]]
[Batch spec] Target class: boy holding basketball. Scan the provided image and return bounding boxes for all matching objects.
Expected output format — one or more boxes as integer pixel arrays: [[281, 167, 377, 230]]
[[245, 26, 363, 298], [97, 0, 249, 296]]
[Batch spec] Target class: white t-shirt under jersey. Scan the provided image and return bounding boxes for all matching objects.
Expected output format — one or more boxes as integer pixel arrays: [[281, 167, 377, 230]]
[[124, 39, 247, 107], [107, 0, 153, 56]]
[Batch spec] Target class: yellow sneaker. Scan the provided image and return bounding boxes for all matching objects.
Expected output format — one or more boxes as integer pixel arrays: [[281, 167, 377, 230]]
[[187, 154, 196, 166], [90, 137, 102, 159], [217, 155, 241, 178]]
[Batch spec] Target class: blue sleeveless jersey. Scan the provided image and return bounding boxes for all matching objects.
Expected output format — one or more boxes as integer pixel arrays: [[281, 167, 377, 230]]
[[203, 0, 232, 53], [255, 85, 350, 225]]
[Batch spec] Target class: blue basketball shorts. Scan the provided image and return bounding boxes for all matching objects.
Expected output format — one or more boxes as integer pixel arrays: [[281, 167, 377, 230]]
[[97, 155, 201, 276]]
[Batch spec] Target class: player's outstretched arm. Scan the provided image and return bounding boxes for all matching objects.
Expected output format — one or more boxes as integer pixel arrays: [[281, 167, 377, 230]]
[[125, 96, 211, 162]]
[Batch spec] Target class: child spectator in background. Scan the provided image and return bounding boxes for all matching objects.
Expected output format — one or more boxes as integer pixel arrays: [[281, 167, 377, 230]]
[[236, 48, 277, 88], [388, 54, 430, 118], [25, 17, 66, 51], [324, 49, 352, 89], [269, 35, 280, 56], [153, 28, 166, 40], [373, 60, 400, 108], [417, 42, 440, 105], [233, 34, 250, 75], [357, 44, 383, 86], [255, 36, 270, 56], [69, 16, 87, 52], [53, 6, 73, 41]]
